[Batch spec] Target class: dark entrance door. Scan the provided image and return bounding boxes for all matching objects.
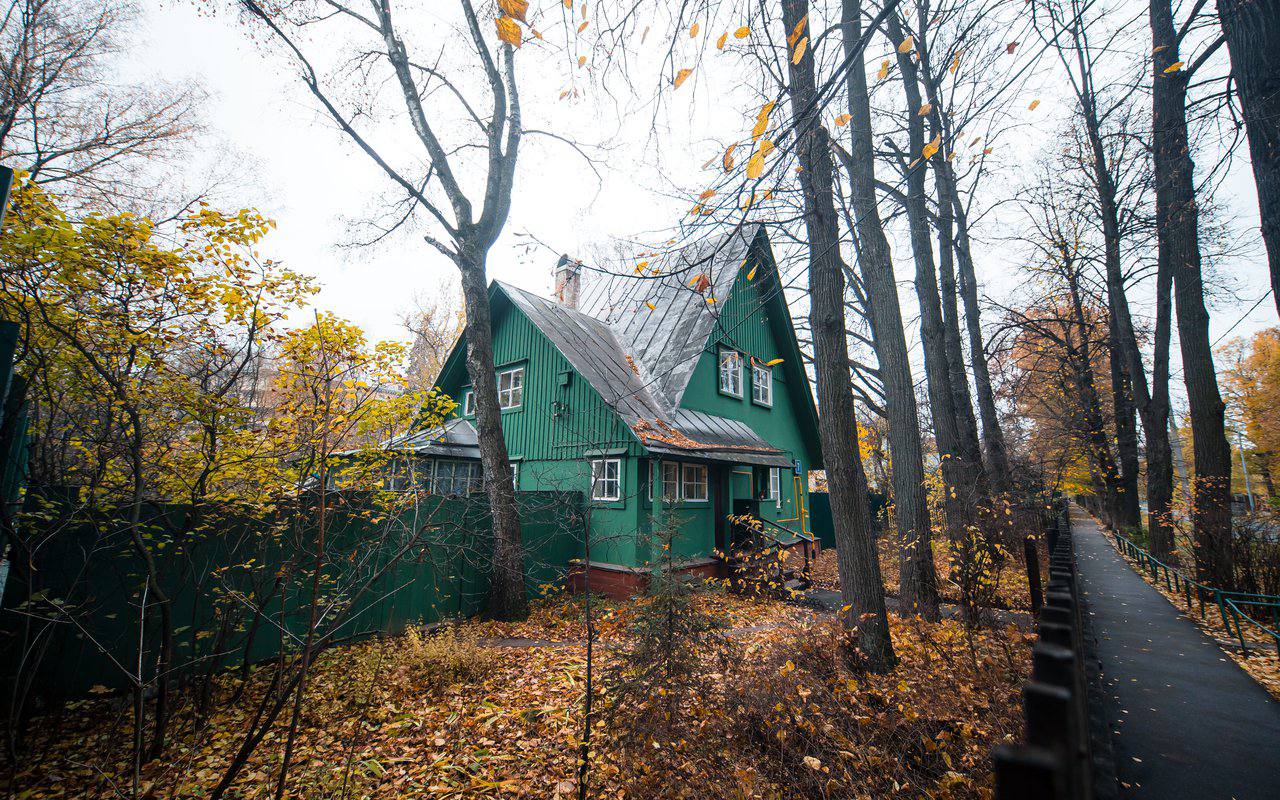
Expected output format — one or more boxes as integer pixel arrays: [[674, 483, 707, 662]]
[[730, 498, 761, 550]]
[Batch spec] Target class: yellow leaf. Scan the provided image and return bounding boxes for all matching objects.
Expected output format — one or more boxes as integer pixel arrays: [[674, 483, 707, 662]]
[[1028, 98, 1040, 110], [766, 357, 784, 365], [674, 68, 693, 88], [1164, 61, 1184, 73], [699, 189, 716, 200], [898, 36, 913, 53], [877, 59, 890, 80], [495, 16, 522, 48], [792, 36, 808, 64], [735, 26, 750, 39], [716, 32, 728, 49], [645, 302, 656, 310], [723, 143, 737, 172], [759, 139, 774, 158], [747, 265, 758, 281], [577, 20, 589, 33], [835, 113, 851, 126], [788, 14, 808, 46], [746, 151, 765, 179], [690, 22, 700, 38], [918, 103, 932, 116], [950, 54, 960, 74], [563, 0, 572, 6], [498, 0, 528, 23], [752, 102, 773, 140], [922, 133, 941, 159], [577, 55, 586, 66]]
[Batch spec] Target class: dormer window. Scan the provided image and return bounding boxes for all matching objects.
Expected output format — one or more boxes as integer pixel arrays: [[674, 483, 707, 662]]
[[462, 389, 474, 416], [718, 349, 743, 397], [751, 361, 773, 407]]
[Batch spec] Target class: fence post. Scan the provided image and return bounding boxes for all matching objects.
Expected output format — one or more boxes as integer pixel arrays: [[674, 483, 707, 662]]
[[993, 744, 1065, 799], [1026, 535, 1044, 614]]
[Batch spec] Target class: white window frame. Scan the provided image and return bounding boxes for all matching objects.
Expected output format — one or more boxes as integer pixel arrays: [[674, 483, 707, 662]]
[[681, 462, 708, 502], [498, 367, 524, 410], [661, 461, 681, 502], [591, 458, 621, 501], [462, 389, 474, 416], [718, 349, 743, 397], [752, 362, 773, 407], [769, 467, 781, 508]]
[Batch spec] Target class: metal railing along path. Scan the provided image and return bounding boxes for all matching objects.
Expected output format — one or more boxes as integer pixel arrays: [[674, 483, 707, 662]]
[[1109, 532, 1280, 660]]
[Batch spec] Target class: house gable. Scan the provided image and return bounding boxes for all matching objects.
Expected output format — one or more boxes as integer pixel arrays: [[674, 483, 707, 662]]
[[675, 235, 823, 469], [432, 285, 643, 463]]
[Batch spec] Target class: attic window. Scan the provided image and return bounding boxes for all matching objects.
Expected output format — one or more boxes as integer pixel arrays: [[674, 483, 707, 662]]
[[718, 349, 743, 397], [752, 361, 773, 407], [462, 390, 474, 416], [498, 367, 523, 409]]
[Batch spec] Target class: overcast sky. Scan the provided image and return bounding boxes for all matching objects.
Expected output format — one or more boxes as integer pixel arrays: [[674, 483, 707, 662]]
[[137, 0, 1276, 414]]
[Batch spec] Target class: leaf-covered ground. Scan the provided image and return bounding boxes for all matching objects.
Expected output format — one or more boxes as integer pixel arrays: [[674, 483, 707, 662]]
[[10, 591, 1030, 799]]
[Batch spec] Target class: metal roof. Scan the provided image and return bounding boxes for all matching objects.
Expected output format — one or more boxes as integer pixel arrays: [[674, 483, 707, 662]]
[[383, 418, 482, 459], [494, 224, 790, 464]]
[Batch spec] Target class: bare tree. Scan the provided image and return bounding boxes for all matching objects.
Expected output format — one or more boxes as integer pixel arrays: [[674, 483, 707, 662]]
[[835, 0, 938, 621], [237, 0, 539, 617], [0, 0, 204, 210], [1215, 0, 1280, 320], [1149, 0, 1234, 585]]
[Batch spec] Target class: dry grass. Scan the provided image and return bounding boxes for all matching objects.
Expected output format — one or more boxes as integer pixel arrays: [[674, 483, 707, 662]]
[[9, 591, 1030, 799]]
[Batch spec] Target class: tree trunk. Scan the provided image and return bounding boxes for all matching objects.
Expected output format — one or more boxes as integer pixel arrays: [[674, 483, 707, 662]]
[[1151, 0, 1235, 587], [1217, 0, 1280, 320], [457, 250, 526, 619], [1108, 317, 1142, 533], [885, 12, 977, 536], [782, 0, 894, 670], [839, 0, 939, 621]]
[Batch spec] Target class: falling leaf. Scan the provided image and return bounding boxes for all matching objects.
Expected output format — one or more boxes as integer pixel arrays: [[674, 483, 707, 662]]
[[835, 113, 851, 127], [1163, 61, 1184, 73], [577, 55, 586, 66], [918, 102, 933, 116], [498, 0, 528, 22], [690, 22, 700, 38], [898, 36, 914, 53], [645, 302, 656, 310], [922, 133, 941, 159], [747, 265, 758, 281], [674, 68, 693, 88], [766, 357, 784, 365], [877, 59, 891, 80], [1006, 41, 1018, 54], [495, 16, 522, 48], [698, 189, 716, 200], [563, 0, 572, 6], [788, 14, 808, 46], [735, 26, 750, 39], [752, 102, 774, 140], [722, 143, 737, 172], [1028, 99, 1040, 110], [970, 136, 982, 146], [693, 273, 712, 293], [792, 36, 808, 64], [746, 151, 765, 179], [983, 146, 993, 155], [950, 53, 960, 73], [641, 25, 650, 43], [577, 20, 589, 33], [716, 32, 728, 49]]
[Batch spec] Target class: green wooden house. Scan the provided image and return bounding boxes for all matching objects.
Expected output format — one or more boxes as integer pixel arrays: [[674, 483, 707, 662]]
[[411, 225, 823, 595]]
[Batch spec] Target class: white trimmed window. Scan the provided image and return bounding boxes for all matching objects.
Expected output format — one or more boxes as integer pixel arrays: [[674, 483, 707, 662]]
[[462, 389, 474, 416], [498, 367, 523, 409], [769, 467, 781, 508], [752, 362, 773, 406], [662, 461, 681, 501], [433, 460, 481, 495], [718, 349, 743, 397], [591, 458, 621, 501], [682, 463, 708, 502]]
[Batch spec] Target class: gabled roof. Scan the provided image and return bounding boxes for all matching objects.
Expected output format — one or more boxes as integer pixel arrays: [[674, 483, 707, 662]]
[[577, 223, 759, 408], [431, 225, 819, 467]]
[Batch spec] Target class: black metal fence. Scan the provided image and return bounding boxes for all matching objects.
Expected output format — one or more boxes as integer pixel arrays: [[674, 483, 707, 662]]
[[993, 501, 1095, 799]]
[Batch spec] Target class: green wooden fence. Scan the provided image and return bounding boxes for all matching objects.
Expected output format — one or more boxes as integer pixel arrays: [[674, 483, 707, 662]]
[[0, 489, 584, 701]]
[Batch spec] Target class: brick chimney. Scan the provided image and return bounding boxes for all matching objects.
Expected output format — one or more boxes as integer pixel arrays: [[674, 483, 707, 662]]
[[554, 254, 581, 308]]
